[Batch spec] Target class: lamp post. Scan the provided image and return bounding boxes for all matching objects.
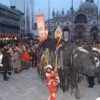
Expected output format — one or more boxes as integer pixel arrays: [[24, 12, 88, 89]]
[[97, 0, 99, 25], [71, 0, 74, 40], [97, 0, 99, 40], [48, 0, 50, 37], [24, 0, 27, 35]]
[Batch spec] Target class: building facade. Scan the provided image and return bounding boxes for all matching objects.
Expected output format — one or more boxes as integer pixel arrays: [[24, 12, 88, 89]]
[[0, 4, 22, 34], [46, 0, 100, 41], [20, 12, 25, 35], [10, 0, 34, 34]]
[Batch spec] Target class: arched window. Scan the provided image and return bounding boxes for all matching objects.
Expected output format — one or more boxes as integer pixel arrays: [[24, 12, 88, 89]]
[[75, 14, 87, 24]]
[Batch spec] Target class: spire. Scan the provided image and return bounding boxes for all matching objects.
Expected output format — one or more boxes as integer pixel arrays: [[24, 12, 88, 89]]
[[70, 0, 73, 11], [62, 9, 64, 16], [52, 9, 55, 18], [56, 11, 59, 17]]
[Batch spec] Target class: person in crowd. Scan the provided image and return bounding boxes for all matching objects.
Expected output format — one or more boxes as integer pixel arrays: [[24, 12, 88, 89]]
[[87, 75, 95, 88], [32, 50, 38, 67], [21, 48, 31, 70], [0, 43, 10, 81], [45, 65, 60, 100], [13, 49, 21, 73], [7, 46, 15, 71], [28, 46, 37, 68], [0, 43, 4, 75], [58, 67, 66, 92]]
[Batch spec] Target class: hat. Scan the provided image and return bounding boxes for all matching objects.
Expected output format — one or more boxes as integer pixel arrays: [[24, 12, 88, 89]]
[[45, 65, 52, 69]]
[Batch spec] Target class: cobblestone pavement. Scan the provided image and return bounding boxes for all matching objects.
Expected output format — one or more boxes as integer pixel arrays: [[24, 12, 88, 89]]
[[0, 68, 100, 100]]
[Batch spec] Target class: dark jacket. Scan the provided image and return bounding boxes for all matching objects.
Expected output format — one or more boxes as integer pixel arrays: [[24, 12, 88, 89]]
[[2, 51, 10, 69]]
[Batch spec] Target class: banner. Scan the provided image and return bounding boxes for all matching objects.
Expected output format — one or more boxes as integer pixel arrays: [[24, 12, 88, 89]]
[[54, 25, 62, 40], [36, 14, 47, 42], [54, 25, 62, 47]]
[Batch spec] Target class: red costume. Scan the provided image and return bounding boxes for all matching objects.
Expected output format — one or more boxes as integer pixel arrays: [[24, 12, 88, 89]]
[[21, 50, 30, 61], [45, 70, 60, 100]]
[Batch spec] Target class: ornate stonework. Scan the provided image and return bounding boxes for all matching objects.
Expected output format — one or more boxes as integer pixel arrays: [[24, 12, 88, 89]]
[[46, 0, 100, 41]]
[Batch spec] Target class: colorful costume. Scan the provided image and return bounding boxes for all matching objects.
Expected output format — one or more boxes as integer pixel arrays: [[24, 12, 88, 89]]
[[45, 70, 60, 100]]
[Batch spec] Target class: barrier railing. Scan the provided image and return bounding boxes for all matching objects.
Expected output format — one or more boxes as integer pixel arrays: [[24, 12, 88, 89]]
[[0, 66, 13, 73]]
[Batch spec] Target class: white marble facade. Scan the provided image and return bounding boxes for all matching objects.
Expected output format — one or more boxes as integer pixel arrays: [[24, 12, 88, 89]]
[[46, 0, 100, 41]]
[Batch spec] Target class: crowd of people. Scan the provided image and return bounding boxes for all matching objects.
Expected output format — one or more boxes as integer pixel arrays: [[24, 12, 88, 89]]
[[0, 38, 100, 80], [0, 39, 40, 81], [0, 38, 100, 100], [71, 39, 100, 48]]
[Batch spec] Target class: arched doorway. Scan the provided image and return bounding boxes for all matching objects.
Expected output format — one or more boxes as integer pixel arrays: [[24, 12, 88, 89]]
[[75, 25, 85, 39], [75, 14, 87, 24], [90, 27, 98, 40], [63, 28, 70, 41]]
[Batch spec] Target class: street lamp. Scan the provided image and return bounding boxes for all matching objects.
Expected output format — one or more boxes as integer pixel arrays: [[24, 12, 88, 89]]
[[97, 0, 99, 41], [48, 0, 51, 37], [97, 0, 99, 25]]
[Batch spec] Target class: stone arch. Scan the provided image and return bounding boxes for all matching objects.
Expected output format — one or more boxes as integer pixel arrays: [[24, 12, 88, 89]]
[[90, 27, 99, 40], [75, 14, 87, 24], [75, 25, 85, 39], [63, 28, 70, 41]]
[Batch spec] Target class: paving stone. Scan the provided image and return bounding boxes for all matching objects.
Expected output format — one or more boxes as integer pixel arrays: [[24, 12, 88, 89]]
[[0, 68, 100, 100]]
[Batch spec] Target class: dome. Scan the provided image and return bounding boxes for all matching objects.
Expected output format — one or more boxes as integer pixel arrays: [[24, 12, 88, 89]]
[[80, 1, 97, 12]]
